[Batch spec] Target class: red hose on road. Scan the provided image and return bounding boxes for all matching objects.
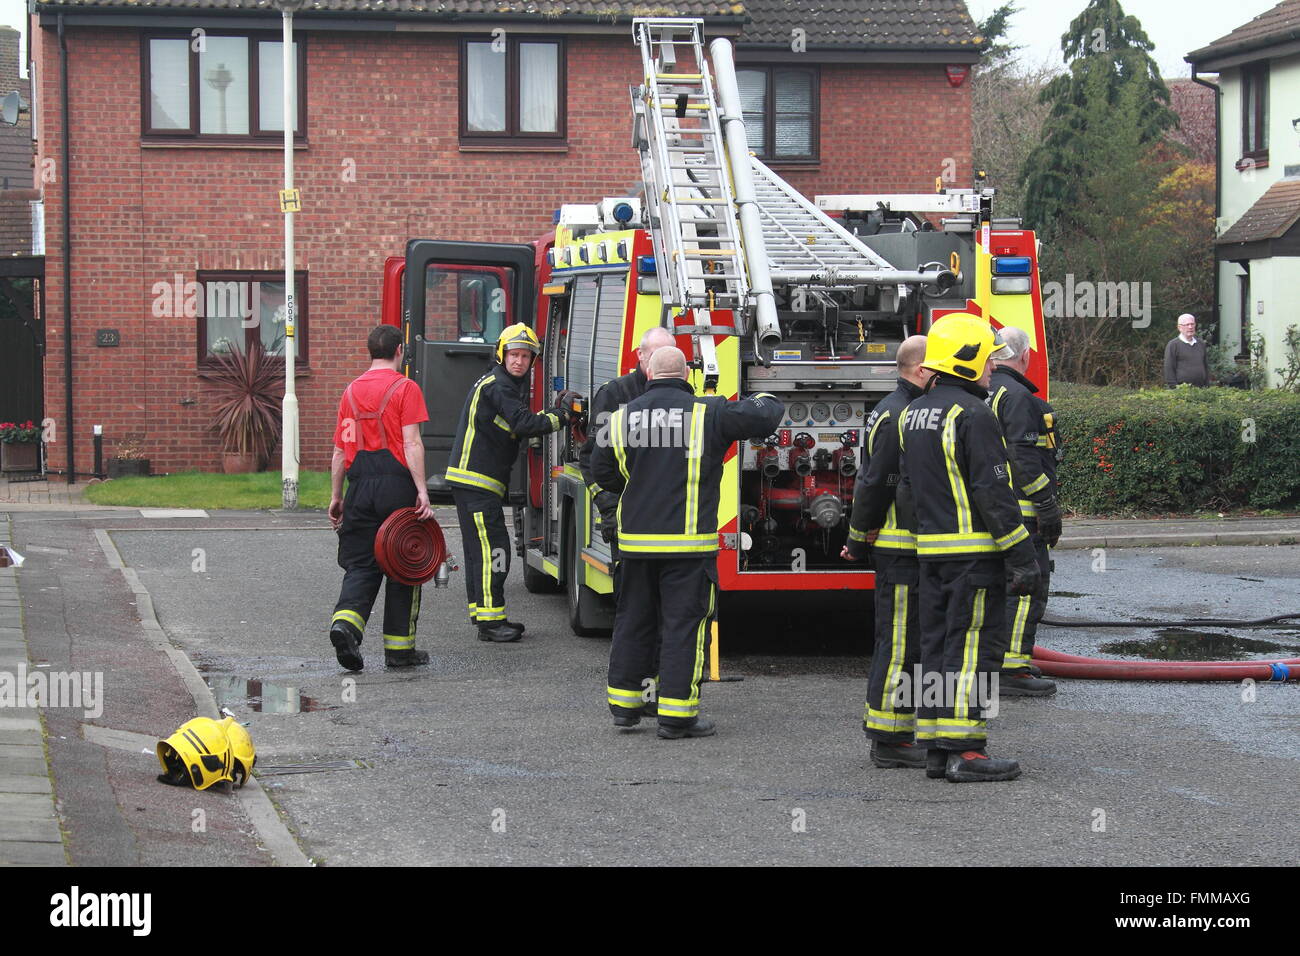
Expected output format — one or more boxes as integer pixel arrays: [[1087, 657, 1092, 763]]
[[1031, 647, 1300, 682], [375, 508, 446, 586]]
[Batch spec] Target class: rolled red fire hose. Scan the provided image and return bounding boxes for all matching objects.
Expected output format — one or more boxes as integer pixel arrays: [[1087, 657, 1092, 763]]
[[375, 507, 446, 586]]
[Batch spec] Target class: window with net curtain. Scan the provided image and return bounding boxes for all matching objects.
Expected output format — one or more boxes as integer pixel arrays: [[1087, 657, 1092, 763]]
[[199, 274, 307, 363], [146, 35, 301, 137], [463, 37, 562, 139], [737, 67, 816, 161]]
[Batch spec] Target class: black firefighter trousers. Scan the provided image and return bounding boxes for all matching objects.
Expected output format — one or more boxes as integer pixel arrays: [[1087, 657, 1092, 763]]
[[333, 450, 421, 652], [607, 557, 716, 727], [1004, 519, 1050, 672], [916, 557, 1009, 751], [863, 552, 921, 745], [452, 486, 511, 624]]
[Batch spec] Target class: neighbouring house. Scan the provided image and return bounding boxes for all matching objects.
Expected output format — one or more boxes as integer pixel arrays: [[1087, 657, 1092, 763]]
[[30, 0, 985, 479], [1188, 0, 1300, 385], [0, 23, 42, 433]]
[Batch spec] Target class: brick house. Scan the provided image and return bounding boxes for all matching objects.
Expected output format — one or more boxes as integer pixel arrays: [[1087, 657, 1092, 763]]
[[29, 0, 984, 479], [1188, 0, 1300, 383]]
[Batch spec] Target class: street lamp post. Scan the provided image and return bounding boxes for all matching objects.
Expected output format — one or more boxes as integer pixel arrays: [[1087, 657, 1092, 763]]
[[278, 0, 304, 509]]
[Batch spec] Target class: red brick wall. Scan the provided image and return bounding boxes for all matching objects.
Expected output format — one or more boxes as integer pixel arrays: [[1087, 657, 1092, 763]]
[[37, 26, 969, 477]]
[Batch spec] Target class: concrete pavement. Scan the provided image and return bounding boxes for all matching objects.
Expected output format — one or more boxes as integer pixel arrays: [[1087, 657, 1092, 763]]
[[3, 502, 1297, 866]]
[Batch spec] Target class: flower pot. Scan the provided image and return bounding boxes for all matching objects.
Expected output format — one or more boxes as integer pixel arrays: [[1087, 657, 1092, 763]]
[[222, 451, 258, 474], [1, 441, 40, 473], [107, 458, 151, 479]]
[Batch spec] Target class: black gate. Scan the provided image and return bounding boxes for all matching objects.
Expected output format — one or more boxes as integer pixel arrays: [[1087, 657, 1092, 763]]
[[0, 269, 44, 427]]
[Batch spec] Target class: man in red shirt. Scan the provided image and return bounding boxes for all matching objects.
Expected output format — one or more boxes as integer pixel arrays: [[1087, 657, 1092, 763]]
[[328, 325, 434, 670]]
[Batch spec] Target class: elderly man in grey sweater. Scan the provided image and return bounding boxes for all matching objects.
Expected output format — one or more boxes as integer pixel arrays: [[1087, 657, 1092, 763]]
[[1164, 314, 1210, 387]]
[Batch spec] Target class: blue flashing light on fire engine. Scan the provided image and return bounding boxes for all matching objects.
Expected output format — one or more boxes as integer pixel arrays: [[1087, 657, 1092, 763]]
[[992, 257, 1031, 276], [638, 256, 657, 276], [612, 202, 635, 224]]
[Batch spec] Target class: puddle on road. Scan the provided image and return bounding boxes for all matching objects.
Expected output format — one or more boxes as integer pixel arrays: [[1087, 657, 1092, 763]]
[[205, 674, 334, 714], [1100, 628, 1297, 661]]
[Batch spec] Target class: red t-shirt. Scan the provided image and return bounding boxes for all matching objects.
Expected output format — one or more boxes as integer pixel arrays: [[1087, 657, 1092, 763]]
[[333, 369, 428, 470]]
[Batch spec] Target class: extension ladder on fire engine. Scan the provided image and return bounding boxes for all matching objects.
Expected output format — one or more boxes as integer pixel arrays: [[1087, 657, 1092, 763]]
[[632, 19, 748, 347], [749, 157, 902, 283]]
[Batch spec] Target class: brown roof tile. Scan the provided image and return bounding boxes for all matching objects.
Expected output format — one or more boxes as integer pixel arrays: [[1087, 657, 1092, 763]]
[[35, 0, 985, 50], [736, 0, 983, 50], [1217, 179, 1300, 245], [1187, 0, 1300, 64]]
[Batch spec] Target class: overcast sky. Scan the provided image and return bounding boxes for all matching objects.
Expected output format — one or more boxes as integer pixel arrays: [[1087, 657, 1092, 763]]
[[0, 0, 1286, 81], [966, 0, 1283, 78]]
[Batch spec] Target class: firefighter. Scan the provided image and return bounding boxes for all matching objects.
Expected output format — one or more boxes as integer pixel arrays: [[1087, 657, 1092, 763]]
[[841, 334, 930, 769], [447, 323, 575, 642], [988, 325, 1062, 696], [591, 347, 783, 738], [897, 313, 1041, 782], [578, 325, 677, 552], [328, 325, 435, 671]]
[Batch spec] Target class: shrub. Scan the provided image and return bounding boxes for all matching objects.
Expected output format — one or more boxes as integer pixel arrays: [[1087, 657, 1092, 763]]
[[1050, 384, 1300, 515]]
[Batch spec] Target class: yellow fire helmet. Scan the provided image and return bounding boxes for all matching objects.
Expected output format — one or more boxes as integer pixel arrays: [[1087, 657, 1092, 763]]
[[496, 323, 542, 363], [220, 715, 256, 789], [922, 313, 1013, 381], [156, 716, 235, 791]]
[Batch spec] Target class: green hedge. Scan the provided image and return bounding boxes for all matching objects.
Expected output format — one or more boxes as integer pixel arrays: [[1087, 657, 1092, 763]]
[[1050, 384, 1300, 515]]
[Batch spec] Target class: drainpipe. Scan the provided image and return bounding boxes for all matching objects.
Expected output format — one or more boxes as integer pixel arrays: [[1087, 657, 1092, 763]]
[[59, 14, 74, 483], [1192, 68, 1221, 348]]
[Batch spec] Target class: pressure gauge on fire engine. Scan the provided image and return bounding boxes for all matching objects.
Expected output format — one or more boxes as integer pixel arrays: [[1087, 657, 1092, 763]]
[[788, 402, 808, 424], [832, 402, 852, 422], [810, 402, 831, 423]]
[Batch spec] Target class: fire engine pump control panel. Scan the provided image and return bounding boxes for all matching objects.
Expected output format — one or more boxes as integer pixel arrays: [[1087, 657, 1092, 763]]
[[736, 387, 885, 572]]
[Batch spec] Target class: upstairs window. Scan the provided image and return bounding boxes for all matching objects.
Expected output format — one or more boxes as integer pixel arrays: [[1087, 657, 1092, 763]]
[[737, 66, 818, 163], [460, 36, 565, 145], [1241, 62, 1268, 164], [144, 34, 305, 140]]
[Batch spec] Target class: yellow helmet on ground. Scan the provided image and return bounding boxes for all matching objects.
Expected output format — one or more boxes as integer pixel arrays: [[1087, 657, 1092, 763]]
[[156, 717, 235, 790], [496, 323, 541, 363], [922, 313, 1012, 381], [220, 715, 256, 789]]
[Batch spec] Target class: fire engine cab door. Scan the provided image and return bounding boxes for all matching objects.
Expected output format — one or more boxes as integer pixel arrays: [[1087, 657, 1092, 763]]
[[402, 240, 536, 503]]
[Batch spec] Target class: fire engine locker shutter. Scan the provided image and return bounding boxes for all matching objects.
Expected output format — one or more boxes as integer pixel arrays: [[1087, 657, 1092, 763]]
[[591, 274, 627, 389], [566, 276, 598, 399]]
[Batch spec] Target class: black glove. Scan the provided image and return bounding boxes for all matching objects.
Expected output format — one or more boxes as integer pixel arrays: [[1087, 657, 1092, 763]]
[[594, 491, 620, 544], [1032, 495, 1062, 548], [843, 531, 871, 564], [555, 389, 581, 413], [1004, 540, 1041, 597]]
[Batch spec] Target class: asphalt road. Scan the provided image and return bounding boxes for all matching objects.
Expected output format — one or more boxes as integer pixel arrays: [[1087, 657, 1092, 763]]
[[11, 508, 1300, 866]]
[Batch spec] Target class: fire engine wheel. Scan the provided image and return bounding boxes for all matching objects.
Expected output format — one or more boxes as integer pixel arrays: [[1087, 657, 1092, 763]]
[[566, 510, 610, 638]]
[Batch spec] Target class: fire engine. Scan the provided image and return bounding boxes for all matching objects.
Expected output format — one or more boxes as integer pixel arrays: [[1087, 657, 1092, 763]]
[[381, 19, 1049, 638]]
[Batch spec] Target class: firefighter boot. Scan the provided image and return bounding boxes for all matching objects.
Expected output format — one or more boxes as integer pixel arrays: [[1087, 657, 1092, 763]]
[[999, 669, 1057, 697], [945, 750, 1022, 783], [657, 717, 716, 740], [329, 621, 364, 672], [612, 702, 656, 728], [478, 622, 523, 643], [870, 740, 928, 769], [385, 648, 430, 668], [501, 620, 526, 635], [926, 749, 948, 779]]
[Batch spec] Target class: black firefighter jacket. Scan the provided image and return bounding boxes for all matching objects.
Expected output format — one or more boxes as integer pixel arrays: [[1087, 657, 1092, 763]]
[[897, 374, 1030, 561], [846, 376, 924, 559], [591, 379, 784, 558], [446, 364, 565, 499], [578, 366, 648, 498], [988, 366, 1058, 521]]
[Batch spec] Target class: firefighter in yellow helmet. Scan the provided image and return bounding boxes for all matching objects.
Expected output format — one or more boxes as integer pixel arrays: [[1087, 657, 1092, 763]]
[[447, 324, 576, 641], [896, 313, 1041, 782]]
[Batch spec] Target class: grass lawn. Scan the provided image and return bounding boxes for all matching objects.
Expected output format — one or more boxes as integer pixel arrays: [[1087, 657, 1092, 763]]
[[84, 470, 333, 510]]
